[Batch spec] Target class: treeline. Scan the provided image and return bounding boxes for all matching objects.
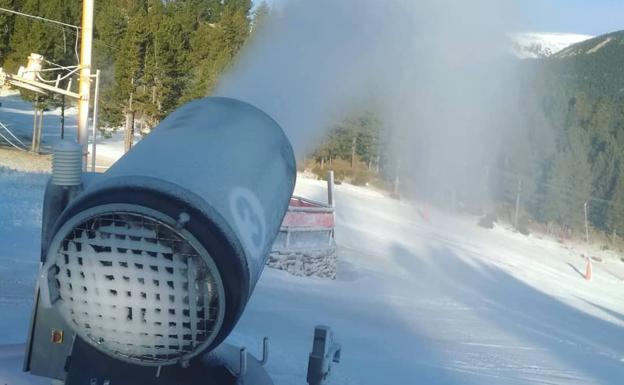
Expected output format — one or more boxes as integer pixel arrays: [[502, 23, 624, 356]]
[[2, 1, 624, 238], [0, 0, 254, 127], [499, 39, 624, 236], [313, 32, 624, 239]]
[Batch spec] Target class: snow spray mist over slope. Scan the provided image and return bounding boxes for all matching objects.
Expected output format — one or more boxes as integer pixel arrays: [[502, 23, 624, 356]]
[[216, 0, 526, 206]]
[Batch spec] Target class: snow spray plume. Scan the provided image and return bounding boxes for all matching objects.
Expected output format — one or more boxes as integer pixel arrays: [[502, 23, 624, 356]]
[[216, 0, 526, 207]]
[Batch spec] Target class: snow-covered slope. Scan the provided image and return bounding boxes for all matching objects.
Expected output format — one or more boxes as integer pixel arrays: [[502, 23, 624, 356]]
[[4, 171, 624, 384], [4, 95, 624, 385], [508, 32, 593, 59]]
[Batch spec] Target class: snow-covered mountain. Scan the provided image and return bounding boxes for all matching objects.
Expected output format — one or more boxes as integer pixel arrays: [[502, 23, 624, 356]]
[[508, 32, 593, 59], [555, 30, 624, 58]]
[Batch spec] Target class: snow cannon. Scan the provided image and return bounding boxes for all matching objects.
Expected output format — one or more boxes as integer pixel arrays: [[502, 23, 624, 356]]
[[24, 97, 296, 384]]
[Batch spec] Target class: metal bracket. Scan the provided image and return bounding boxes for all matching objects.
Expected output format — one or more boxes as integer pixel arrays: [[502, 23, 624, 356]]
[[307, 326, 341, 385]]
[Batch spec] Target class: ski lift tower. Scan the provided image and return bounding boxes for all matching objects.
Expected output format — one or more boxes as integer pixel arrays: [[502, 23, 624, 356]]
[[0, 0, 99, 169]]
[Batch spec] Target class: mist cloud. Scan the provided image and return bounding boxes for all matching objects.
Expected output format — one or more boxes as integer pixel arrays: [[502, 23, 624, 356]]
[[216, 0, 527, 202]]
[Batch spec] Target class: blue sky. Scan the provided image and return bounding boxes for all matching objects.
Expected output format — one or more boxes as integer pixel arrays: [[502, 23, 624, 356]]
[[524, 0, 624, 35], [252, 0, 624, 36]]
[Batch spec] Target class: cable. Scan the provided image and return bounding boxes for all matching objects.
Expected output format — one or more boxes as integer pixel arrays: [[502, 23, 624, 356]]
[[0, 130, 26, 151], [0, 121, 27, 148], [36, 66, 80, 84], [43, 59, 79, 71], [0, 6, 82, 61], [0, 7, 79, 30]]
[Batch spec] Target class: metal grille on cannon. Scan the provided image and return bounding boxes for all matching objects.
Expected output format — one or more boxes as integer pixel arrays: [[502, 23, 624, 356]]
[[50, 212, 222, 364]]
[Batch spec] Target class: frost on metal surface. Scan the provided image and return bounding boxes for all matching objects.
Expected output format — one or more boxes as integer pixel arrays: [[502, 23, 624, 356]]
[[50, 213, 221, 363]]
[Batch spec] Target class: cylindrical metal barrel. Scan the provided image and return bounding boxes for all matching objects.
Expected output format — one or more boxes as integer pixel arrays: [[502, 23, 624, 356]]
[[51, 141, 83, 186], [41, 97, 296, 366]]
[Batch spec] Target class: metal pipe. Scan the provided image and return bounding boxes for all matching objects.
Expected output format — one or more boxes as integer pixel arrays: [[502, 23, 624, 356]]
[[30, 106, 38, 152], [60, 94, 65, 139], [91, 69, 100, 172], [260, 337, 269, 366], [77, 0, 94, 169], [239, 347, 248, 377], [7, 74, 80, 99]]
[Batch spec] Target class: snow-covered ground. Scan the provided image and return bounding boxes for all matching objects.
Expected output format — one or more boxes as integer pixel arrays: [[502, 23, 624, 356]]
[[5, 166, 624, 384], [3, 95, 624, 384], [0, 90, 138, 170], [224, 178, 624, 385]]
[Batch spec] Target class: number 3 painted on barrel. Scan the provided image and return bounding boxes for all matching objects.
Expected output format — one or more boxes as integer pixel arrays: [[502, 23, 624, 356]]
[[230, 187, 266, 263]]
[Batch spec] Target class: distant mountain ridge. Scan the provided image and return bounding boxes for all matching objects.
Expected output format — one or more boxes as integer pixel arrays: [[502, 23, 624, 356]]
[[542, 30, 624, 98], [509, 32, 593, 59], [555, 30, 624, 58]]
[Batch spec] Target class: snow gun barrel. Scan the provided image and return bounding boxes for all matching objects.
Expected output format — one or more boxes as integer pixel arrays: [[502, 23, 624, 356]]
[[32, 97, 296, 368]]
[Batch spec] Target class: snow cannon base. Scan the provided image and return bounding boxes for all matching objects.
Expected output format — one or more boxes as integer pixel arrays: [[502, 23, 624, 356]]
[[64, 338, 273, 385]]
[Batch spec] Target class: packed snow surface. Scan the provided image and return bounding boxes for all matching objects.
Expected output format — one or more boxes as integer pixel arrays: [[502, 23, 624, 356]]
[[3, 167, 624, 384]]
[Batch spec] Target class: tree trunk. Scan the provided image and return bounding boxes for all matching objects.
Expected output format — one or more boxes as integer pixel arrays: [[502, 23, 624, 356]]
[[124, 110, 135, 153], [124, 90, 134, 153]]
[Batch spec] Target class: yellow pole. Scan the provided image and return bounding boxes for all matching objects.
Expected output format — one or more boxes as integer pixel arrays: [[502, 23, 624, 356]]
[[77, 0, 94, 169]]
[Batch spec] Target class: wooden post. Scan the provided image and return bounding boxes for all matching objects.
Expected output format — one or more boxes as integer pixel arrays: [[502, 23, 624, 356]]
[[394, 159, 401, 196], [514, 178, 522, 229], [351, 137, 357, 169], [584, 201, 590, 244], [124, 109, 134, 152]]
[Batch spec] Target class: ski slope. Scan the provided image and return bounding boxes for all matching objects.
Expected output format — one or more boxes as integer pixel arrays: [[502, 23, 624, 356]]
[[226, 178, 624, 385], [3, 165, 624, 384], [1, 90, 624, 383]]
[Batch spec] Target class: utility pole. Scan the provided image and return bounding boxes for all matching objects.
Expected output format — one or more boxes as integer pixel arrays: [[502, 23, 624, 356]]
[[77, 0, 94, 169]]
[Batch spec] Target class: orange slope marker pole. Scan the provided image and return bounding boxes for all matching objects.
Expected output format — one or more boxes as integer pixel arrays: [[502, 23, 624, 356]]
[[585, 257, 592, 281]]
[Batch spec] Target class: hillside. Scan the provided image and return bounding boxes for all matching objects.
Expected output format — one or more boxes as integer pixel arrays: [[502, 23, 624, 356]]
[[545, 30, 624, 97], [501, 30, 624, 237], [556, 30, 624, 58]]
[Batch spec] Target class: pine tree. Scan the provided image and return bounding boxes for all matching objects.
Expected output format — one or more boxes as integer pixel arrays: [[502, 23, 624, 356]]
[[101, 1, 148, 126], [0, 0, 16, 61]]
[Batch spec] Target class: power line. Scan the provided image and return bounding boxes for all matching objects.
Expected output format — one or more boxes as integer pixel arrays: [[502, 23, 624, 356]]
[[0, 7, 80, 30]]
